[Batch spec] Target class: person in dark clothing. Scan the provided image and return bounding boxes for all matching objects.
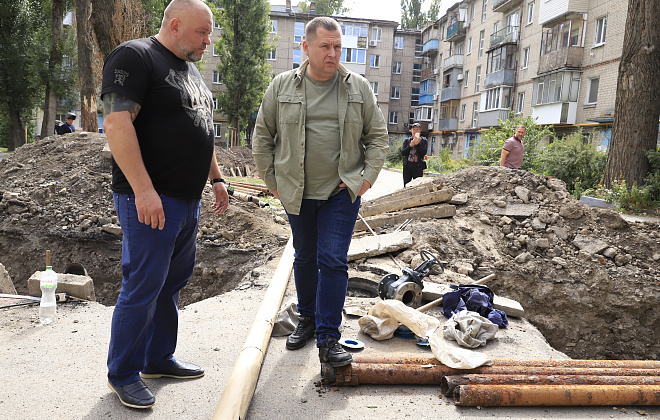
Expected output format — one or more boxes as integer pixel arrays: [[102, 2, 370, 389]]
[[401, 122, 428, 186], [57, 113, 76, 135]]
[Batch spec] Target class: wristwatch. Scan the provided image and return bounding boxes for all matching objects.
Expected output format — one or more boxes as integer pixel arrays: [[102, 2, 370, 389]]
[[210, 178, 226, 185]]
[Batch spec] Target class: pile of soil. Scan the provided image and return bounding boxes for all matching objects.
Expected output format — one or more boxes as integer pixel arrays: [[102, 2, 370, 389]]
[[0, 133, 289, 306]]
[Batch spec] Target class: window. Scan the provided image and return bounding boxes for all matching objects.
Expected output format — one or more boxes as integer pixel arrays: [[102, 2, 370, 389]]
[[493, 21, 499, 35], [484, 87, 512, 110], [292, 49, 301, 69], [271, 20, 278, 33], [470, 3, 475, 21], [389, 111, 398, 124], [392, 61, 402, 74], [479, 30, 485, 58], [214, 123, 222, 138], [213, 44, 220, 56], [411, 88, 420, 107], [472, 102, 479, 127], [467, 37, 472, 55], [526, 2, 534, 25], [394, 36, 404, 49], [482, 0, 487, 22], [443, 73, 451, 88], [464, 70, 469, 88], [294, 21, 304, 43], [214, 20, 221, 30], [341, 48, 366, 64], [455, 43, 463, 55], [370, 81, 379, 95], [460, 104, 466, 121], [212, 71, 221, 84], [391, 86, 400, 99], [267, 49, 276, 60], [586, 77, 599, 104], [517, 92, 525, 113], [415, 106, 433, 121], [341, 22, 368, 37], [486, 45, 517, 74], [522, 47, 530, 69], [414, 38, 423, 58], [372, 27, 382, 42], [594, 17, 607, 46], [532, 71, 581, 105], [540, 19, 585, 56], [475, 66, 481, 93], [413, 63, 421, 83], [213, 98, 219, 110], [370, 54, 380, 68]]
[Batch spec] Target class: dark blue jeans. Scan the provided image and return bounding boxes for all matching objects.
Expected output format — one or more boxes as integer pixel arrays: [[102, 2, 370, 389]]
[[285, 189, 361, 347], [108, 193, 200, 386]]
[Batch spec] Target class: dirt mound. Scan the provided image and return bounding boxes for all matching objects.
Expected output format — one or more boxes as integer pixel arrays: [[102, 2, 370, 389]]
[[0, 133, 289, 306], [366, 166, 659, 360]]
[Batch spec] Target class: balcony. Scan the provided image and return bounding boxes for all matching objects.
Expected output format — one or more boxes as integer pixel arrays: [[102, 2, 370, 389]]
[[419, 94, 434, 105], [538, 46, 583, 74], [438, 118, 458, 131], [440, 86, 461, 102], [493, 0, 522, 13], [532, 102, 577, 125], [443, 54, 464, 71], [489, 27, 518, 50], [420, 67, 436, 80], [478, 109, 511, 128], [423, 39, 439, 55], [446, 21, 466, 41], [484, 69, 516, 89]]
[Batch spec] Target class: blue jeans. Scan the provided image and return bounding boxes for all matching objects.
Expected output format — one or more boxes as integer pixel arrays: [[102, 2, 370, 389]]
[[107, 193, 200, 386], [285, 189, 361, 346]]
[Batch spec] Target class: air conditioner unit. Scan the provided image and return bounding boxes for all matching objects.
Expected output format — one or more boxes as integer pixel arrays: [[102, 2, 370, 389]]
[[456, 73, 464, 81], [433, 94, 439, 100], [293, 42, 300, 48], [428, 123, 434, 130], [433, 68, 439, 75], [369, 39, 378, 47]]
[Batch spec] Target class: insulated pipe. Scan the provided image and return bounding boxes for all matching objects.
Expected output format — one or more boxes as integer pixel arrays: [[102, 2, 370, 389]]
[[212, 237, 294, 420], [324, 363, 660, 386], [353, 356, 660, 370], [441, 374, 660, 397], [454, 384, 660, 406]]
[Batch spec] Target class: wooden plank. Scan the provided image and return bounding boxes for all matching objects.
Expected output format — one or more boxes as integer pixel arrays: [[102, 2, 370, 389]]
[[354, 204, 456, 232], [360, 189, 454, 218], [347, 231, 413, 261]]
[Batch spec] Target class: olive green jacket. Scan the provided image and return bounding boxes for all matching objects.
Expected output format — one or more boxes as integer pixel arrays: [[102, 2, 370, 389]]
[[252, 60, 389, 215]]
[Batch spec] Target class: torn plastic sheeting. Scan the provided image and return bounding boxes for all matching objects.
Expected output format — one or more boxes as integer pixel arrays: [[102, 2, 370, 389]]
[[358, 299, 441, 341]]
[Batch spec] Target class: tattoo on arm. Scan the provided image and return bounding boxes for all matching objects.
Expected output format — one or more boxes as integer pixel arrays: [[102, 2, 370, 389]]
[[103, 92, 141, 121]]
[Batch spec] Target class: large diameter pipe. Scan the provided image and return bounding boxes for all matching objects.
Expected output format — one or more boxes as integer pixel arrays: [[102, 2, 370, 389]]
[[325, 363, 660, 386], [353, 356, 660, 370], [442, 374, 660, 397], [454, 384, 660, 406], [212, 238, 294, 420]]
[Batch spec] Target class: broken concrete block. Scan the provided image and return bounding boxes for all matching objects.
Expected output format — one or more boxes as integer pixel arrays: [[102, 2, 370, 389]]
[[485, 203, 539, 218], [559, 203, 584, 219], [514, 252, 532, 263], [573, 234, 608, 255], [531, 218, 546, 230], [603, 247, 618, 259], [348, 231, 413, 261], [360, 189, 453, 218], [449, 193, 468, 205], [614, 253, 632, 266], [546, 178, 567, 191], [28, 271, 96, 301], [0, 263, 17, 294], [101, 224, 122, 235], [547, 226, 568, 240], [515, 186, 530, 203]]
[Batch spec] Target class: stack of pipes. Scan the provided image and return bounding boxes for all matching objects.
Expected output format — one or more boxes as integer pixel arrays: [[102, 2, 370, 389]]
[[322, 356, 660, 406]]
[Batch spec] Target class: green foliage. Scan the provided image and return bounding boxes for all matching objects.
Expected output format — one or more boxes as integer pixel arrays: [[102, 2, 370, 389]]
[[401, 0, 440, 29], [535, 129, 607, 197], [142, 0, 170, 35], [386, 137, 404, 166], [471, 113, 552, 171], [212, 0, 273, 131], [644, 148, 660, 202], [298, 0, 349, 15]]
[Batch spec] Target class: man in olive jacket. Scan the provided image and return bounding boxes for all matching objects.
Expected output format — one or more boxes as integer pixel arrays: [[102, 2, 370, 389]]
[[252, 16, 388, 368]]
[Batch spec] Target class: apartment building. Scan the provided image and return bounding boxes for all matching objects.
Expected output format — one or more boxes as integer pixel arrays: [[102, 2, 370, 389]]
[[388, 29, 423, 140], [422, 0, 627, 159]]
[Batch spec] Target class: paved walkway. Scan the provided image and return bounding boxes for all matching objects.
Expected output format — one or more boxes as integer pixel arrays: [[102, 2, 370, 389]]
[[0, 151, 8, 161]]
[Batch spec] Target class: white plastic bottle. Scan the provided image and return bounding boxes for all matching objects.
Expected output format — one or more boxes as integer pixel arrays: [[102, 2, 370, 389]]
[[39, 251, 58, 325]]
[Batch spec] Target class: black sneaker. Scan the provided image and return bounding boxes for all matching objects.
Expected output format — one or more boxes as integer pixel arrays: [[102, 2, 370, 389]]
[[286, 316, 316, 350], [318, 336, 353, 367]]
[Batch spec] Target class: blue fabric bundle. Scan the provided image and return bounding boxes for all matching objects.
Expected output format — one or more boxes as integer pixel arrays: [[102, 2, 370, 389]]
[[441, 284, 508, 328]]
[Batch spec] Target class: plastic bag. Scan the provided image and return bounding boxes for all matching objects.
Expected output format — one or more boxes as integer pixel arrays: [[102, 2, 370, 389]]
[[429, 327, 493, 369], [358, 299, 441, 341]]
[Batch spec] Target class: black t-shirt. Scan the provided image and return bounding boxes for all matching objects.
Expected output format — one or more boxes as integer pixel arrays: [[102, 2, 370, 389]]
[[101, 36, 215, 200]]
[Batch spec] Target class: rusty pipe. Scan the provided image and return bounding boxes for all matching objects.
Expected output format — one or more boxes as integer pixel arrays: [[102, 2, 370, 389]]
[[323, 363, 660, 386], [454, 384, 660, 406], [353, 356, 660, 370], [442, 374, 660, 397]]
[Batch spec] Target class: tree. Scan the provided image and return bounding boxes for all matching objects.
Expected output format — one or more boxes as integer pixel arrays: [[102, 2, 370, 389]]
[[0, 0, 45, 151], [401, 0, 429, 30], [297, 0, 349, 15], [76, 0, 98, 132], [603, 0, 660, 189], [426, 0, 441, 22], [40, 0, 67, 139], [213, 0, 274, 147]]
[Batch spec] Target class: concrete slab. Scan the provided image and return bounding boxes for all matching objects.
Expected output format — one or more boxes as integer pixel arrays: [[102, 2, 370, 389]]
[[27, 271, 96, 301], [0, 263, 17, 294], [355, 204, 456, 232], [348, 231, 413, 261], [572, 234, 609, 255], [360, 189, 453, 218], [484, 203, 539, 218]]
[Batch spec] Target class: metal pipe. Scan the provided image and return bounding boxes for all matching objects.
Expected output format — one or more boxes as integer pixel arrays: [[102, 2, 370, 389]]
[[442, 374, 660, 397], [454, 384, 660, 406], [353, 356, 660, 370], [323, 362, 660, 386]]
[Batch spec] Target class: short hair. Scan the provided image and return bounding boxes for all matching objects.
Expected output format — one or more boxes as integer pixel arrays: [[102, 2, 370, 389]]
[[161, 0, 210, 28], [304, 17, 341, 43], [517, 125, 526, 130]]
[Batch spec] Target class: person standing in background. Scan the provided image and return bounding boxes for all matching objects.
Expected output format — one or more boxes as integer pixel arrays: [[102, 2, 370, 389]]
[[401, 122, 428, 186]]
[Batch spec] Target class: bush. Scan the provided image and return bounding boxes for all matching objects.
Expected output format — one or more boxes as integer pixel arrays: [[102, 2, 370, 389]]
[[535, 129, 607, 197], [644, 148, 660, 202], [470, 113, 552, 171], [426, 148, 471, 174], [386, 136, 404, 167]]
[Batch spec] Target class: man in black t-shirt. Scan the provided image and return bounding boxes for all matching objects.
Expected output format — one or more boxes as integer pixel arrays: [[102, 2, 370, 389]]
[[101, 0, 229, 409]]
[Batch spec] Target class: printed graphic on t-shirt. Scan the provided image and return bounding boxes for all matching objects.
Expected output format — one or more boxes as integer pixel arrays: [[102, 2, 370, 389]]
[[114, 69, 129, 86], [408, 148, 419, 163], [165, 68, 213, 136]]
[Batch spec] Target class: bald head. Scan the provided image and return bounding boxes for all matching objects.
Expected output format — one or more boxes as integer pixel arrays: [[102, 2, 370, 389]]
[[156, 0, 213, 62]]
